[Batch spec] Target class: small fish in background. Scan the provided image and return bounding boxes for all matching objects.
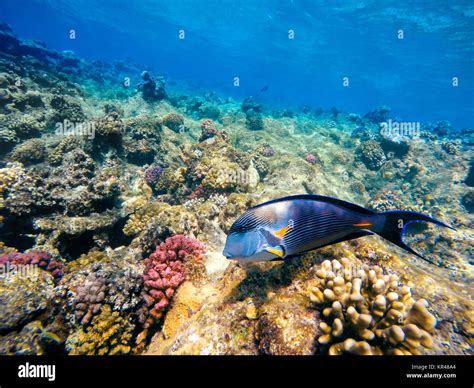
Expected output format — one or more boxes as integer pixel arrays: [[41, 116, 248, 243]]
[[252, 85, 269, 99], [223, 194, 454, 264]]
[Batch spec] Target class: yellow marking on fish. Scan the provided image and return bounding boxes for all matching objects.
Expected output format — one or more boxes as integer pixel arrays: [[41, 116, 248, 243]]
[[353, 222, 372, 227], [266, 247, 285, 258], [273, 220, 293, 239]]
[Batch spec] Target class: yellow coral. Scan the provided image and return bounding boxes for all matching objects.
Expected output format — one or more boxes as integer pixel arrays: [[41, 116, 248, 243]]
[[309, 258, 437, 355], [48, 136, 82, 165], [0, 163, 22, 222], [154, 167, 186, 194], [64, 251, 110, 273], [66, 305, 133, 355], [123, 201, 199, 237]]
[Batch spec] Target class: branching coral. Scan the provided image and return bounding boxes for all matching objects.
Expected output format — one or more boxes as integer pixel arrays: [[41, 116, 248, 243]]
[[309, 258, 437, 355], [60, 249, 143, 327], [138, 235, 207, 330]]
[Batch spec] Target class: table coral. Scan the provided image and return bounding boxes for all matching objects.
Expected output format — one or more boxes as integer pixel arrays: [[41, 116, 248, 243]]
[[309, 258, 437, 355]]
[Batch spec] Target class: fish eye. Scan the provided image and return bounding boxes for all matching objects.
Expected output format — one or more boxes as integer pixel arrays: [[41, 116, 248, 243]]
[[230, 222, 249, 234]]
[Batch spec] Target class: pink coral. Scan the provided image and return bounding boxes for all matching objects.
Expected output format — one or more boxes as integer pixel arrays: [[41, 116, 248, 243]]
[[305, 153, 317, 164], [199, 119, 218, 142], [140, 235, 206, 329], [0, 250, 63, 281]]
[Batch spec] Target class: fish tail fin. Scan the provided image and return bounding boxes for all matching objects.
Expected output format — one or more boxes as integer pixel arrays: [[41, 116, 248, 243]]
[[375, 210, 455, 264]]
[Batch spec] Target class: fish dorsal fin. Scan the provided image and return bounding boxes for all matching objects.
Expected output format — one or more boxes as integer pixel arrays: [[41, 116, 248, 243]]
[[251, 194, 376, 215]]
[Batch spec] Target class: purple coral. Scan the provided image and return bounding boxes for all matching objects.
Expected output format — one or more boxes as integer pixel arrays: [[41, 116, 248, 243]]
[[73, 273, 106, 326], [261, 145, 275, 157], [144, 164, 164, 186], [0, 250, 63, 281]]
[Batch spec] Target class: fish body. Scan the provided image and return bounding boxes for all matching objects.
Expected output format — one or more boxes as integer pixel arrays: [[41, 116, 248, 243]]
[[223, 194, 453, 263]]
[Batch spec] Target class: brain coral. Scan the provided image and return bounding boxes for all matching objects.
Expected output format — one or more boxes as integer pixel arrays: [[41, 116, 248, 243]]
[[309, 258, 437, 355]]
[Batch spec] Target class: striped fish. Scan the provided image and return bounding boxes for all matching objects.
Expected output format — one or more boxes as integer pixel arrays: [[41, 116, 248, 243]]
[[222, 194, 454, 263]]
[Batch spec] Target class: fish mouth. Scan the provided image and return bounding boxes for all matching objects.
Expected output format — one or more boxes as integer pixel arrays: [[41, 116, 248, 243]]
[[222, 248, 234, 259]]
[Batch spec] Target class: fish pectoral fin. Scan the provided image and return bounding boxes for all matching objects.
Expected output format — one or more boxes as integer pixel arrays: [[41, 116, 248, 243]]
[[265, 245, 286, 258]]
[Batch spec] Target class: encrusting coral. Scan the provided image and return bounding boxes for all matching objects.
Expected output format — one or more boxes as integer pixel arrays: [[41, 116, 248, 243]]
[[309, 258, 437, 355]]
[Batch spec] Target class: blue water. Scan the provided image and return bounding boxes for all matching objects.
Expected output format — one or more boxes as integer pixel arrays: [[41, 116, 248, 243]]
[[2, 0, 473, 127]]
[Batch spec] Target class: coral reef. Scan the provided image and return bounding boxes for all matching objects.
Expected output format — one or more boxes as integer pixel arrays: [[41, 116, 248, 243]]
[[308, 258, 436, 355], [199, 119, 219, 142], [9, 138, 46, 164], [0, 249, 63, 281], [364, 106, 390, 123], [95, 112, 123, 142], [123, 201, 199, 237], [144, 164, 164, 186], [357, 140, 387, 170], [0, 321, 61, 355], [245, 109, 264, 131], [0, 268, 55, 332], [0, 21, 471, 357], [66, 305, 134, 355], [162, 112, 184, 133]]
